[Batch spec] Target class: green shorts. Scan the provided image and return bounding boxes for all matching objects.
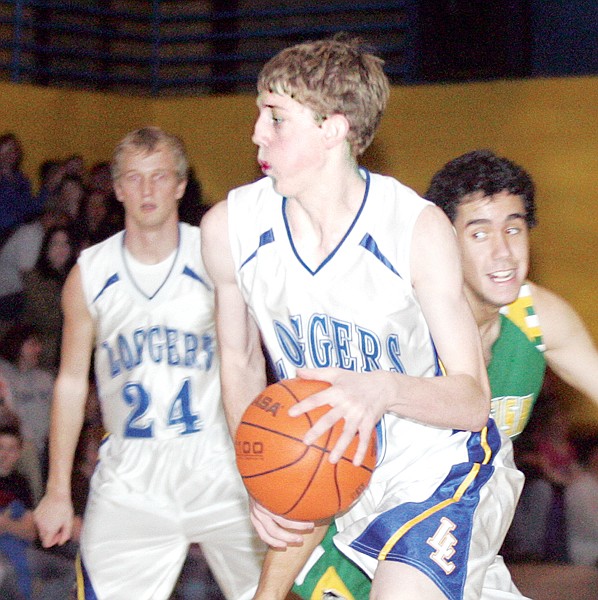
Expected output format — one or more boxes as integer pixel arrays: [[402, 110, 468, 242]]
[[292, 523, 371, 600]]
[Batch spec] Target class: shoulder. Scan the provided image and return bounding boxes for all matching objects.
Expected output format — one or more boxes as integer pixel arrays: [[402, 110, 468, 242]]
[[368, 171, 430, 209], [526, 280, 592, 352], [179, 221, 200, 246], [227, 177, 278, 218], [201, 199, 228, 233], [527, 281, 579, 323], [80, 229, 122, 260]]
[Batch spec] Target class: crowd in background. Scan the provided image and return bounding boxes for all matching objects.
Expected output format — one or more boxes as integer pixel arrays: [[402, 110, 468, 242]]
[[0, 131, 596, 598]]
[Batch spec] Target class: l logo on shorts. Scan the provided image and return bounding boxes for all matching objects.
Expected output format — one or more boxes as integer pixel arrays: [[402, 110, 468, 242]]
[[427, 516, 457, 574]]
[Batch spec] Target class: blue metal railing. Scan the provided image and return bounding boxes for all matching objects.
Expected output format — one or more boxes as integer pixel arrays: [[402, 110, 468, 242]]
[[0, 0, 418, 95]]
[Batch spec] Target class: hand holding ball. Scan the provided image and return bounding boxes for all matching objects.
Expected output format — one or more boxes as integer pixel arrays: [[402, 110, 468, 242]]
[[235, 378, 377, 521]]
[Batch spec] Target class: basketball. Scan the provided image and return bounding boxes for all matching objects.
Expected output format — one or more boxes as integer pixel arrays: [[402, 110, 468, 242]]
[[235, 378, 377, 521]]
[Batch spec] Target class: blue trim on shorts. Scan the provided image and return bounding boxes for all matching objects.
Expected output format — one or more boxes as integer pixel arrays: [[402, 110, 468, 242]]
[[77, 554, 99, 600], [349, 420, 502, 600]]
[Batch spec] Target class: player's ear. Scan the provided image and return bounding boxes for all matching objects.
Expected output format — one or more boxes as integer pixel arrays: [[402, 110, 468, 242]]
[[321, 114, 350, 149], [113, 180, 125, 204], [176, 178, 188, 202]]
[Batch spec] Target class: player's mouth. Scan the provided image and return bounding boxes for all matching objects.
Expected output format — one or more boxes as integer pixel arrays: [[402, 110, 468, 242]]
[[259, 160, 271, 174], [488, 269, 516, 283]]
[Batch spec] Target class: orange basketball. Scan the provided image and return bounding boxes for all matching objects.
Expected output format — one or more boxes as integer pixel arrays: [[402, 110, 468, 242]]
[[235, 378, 377, 521]]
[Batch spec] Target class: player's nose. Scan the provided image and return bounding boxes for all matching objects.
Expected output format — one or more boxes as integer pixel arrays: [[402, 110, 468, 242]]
[[252, 115, 268, 147], [491, 232, 512, 259]]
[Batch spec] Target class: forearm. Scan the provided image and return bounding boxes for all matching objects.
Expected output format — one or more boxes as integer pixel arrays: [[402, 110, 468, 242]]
[[255, 524, 328, 600], [220, 343, 267, 436], [377, 370, 489, 432], [45, 376, 88, 497]]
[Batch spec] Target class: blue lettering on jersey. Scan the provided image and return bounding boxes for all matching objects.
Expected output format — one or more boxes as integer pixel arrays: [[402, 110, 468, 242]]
[[273, 314, 405, 373], [101, 326, 214, 378], [308, 315, 332, 368], [274, 317, 306, 368], [387, 334, 406, 374]]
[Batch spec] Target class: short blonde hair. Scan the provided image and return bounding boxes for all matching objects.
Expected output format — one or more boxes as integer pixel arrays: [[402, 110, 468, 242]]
[[258, 34, 389, 157], [111, 126, 188, 181]]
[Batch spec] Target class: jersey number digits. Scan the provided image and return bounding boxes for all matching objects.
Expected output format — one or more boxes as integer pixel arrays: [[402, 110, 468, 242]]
[[122, 378, 202, 437]]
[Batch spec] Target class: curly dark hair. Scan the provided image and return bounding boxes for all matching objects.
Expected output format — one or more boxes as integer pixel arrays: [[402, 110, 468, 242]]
[[425, 149, 537, 228]]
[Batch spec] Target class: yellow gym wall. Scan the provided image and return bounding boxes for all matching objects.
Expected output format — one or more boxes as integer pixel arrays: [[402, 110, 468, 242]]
[[2, 76, 597, 425]]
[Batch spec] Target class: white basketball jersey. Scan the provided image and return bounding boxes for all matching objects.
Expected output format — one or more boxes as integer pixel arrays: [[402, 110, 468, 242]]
[[227, 171, 459, 484], [78, 222, 225, 441]]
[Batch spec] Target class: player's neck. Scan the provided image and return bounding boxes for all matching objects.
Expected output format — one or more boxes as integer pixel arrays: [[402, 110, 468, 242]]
[[466, 289, 502, 365], [286, 168, 365, 263], [290, 165, 365, 226], [123, 219, 180, 264]]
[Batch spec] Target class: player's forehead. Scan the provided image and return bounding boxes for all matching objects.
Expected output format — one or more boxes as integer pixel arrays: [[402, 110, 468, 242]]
[[457, 191, 527, 226], [256, 90, 299, 112], [118, 145, 175, 173]]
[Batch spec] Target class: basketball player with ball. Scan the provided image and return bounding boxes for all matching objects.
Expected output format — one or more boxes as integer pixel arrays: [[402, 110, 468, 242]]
[[202, 35, 525, 599]]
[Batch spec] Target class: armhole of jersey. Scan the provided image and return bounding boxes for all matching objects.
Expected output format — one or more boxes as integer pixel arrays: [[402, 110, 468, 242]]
[[499, 282, 545, 352]]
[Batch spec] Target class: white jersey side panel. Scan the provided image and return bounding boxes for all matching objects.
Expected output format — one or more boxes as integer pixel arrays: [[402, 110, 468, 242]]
[[78, 222, 226, 442]]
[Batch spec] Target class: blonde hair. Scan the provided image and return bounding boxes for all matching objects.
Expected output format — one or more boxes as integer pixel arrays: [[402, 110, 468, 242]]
[[111, 126, 188, 181], [258, 34, 389, 157]]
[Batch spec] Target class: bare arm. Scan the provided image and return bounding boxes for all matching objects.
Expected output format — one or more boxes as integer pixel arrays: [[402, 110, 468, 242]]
[[532, 282, 598, 406], [407, 204, 490, 425], [34, 264, 94, 547], [293, 205, 490, 463], [254, 523, 329, 600], [201, 201, 267, 435], [202, 202, 313, 551]]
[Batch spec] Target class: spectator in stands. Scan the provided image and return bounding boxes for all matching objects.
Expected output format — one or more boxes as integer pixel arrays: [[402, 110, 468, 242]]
[[62, 154, 85, 181], [36, 160, 67, 209], [508, 394, 581, 563], [0, 206, 71, 338], [22, 225, 79, 372], [0, 415, 75, 600], [87, 160, 113, 196], [0, 421, 38, 599], [50, 175, 85, 220], [0, 134, 42, 241], [0, 325, 54, 480], [74, 189, 119, 249], [566, 434, 598, 567]]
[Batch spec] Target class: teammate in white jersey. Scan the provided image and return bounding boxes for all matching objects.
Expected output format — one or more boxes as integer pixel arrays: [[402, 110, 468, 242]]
[[201, 36, 524, 600], [33, 127, 265, 600]]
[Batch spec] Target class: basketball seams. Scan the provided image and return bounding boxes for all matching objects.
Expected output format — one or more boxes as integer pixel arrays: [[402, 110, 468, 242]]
[[235, 378, 376, 520], [286, 429, 336, 517]]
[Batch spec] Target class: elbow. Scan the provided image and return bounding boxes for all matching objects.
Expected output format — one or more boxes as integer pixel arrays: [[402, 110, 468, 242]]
[[470, 413, 489, 432], [470, 394, 491, 432]]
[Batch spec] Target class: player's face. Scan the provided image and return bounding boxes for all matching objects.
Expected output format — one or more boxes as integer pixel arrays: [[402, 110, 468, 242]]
[[453, 191, 530, 310], [252, 91, 326, 197], [114, 146, 186, 230]]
